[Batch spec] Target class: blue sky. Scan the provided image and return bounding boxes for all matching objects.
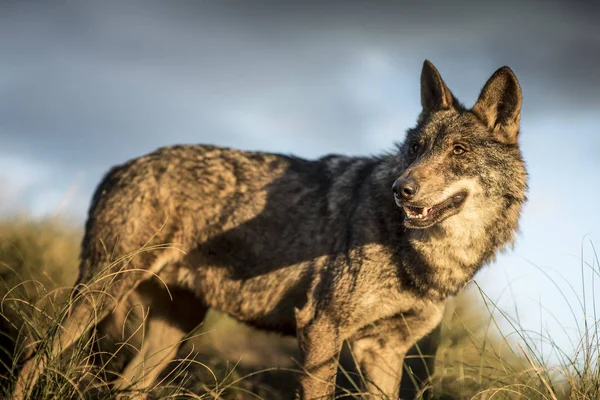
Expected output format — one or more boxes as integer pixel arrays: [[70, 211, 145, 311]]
[[1, 0, 599, 362]]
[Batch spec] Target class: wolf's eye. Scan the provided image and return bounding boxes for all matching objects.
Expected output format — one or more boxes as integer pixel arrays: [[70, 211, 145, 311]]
[[452, 144, 468, 155], [411, 143, 420, 154]]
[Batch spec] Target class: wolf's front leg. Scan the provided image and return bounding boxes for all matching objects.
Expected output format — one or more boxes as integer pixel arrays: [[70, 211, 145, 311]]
[[400, 323, 441, 399], [351, 335, 407, 399], [296, 315, 342, 399], [350, 307, 444, 399]]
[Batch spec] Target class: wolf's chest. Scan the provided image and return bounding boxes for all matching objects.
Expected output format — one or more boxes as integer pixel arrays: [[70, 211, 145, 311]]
[[350, 285, 421, 328]]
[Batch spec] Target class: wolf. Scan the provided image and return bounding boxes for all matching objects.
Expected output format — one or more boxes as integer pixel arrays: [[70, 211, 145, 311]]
[[13, 60, 526, 399]]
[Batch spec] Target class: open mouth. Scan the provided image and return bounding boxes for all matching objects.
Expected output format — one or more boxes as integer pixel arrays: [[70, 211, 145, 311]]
[[400, 191, 468, 229]]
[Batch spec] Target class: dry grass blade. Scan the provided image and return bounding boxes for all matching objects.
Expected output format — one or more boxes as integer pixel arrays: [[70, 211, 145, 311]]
[[518, 343, 558, 400]]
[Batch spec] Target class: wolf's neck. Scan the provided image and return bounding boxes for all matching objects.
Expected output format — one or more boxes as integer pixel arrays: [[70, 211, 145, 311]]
[[402, 204, 519, 299], [406, 224, 488, 298]]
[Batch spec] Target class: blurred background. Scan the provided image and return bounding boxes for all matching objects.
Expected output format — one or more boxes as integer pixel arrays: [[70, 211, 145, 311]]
[[0, 0, 599, 395]]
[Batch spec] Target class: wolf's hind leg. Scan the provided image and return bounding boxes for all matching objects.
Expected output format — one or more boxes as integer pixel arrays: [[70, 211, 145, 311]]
[[13, 254, 168, 399], [114, 277, 207, 399], [13, 291, 116, 400], [115, 317, 187, 400]]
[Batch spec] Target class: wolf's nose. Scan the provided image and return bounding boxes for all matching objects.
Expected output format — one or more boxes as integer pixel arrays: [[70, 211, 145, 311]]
[[392, 178, 419, 200]]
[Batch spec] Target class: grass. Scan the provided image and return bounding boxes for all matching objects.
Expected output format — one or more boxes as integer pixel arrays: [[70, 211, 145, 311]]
[[0, 215, 598, 399]]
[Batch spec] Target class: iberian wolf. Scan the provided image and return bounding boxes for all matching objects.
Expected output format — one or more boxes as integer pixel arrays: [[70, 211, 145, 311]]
[[14, 60, 526, 399]]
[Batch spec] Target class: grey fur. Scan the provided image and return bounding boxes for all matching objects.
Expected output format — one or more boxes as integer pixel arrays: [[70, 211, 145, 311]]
[[13, 60, 527, 399]]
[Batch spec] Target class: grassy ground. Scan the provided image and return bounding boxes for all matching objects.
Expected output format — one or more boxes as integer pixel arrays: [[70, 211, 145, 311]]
[[0, 216, 597, 399]]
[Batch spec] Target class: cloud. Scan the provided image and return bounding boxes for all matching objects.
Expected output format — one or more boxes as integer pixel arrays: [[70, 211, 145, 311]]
[[0, 0, 598, 207]]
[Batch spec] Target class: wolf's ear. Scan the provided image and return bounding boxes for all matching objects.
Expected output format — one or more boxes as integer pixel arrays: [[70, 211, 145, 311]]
[[420, 60, 455, 113], [472, 67, 522, 144]]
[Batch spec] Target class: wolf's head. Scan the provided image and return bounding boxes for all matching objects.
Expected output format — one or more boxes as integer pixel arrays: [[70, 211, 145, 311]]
[[393, 61, 527, 240]]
